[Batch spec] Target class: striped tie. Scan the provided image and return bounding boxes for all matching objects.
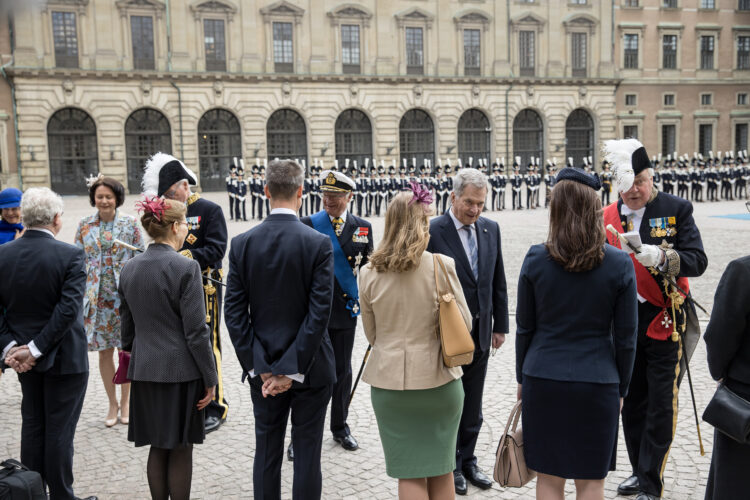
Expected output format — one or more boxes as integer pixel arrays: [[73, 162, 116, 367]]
[[463, 225, 479, 280]]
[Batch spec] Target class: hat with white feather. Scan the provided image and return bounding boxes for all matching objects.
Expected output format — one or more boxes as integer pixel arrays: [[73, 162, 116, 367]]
[[601, 138, 651, 193], [142, 152, 197, 197]]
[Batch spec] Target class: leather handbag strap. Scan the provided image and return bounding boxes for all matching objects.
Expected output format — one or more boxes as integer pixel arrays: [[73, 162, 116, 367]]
[[433, 254, 455, 297], [502, 400, 522, 437]]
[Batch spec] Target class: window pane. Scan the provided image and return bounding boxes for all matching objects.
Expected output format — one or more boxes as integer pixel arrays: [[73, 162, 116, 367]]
[[699, 124, 712, 156], [273, 22, 293, 72], [624, 34, 639, 69], [741, 0, 750, 11], [342, 24, 360, 71], [266, 109, 308, 168], [48, 108, 98, 194], [664, 94, 675, 106], [565, 109, 594, 169], [131, 16, 155, 70], [624, 125, 638, 139], [661, 124, 676, 156], [458, 109, 491, 163], [52, 12, 78, 68], [125, 109, 172, 193], [736, 123, 748, 152], [406, 27, 423, 74], [700, 0, 715, 8], [519, 31, 535, 76], [464, 29, 481, 75], [204, 19, 226, 71], [199, 109, 243, 190], [513, 109, 544, 171], [335, 109, 372, 166], [663, 35, 677, 69], [663, 0, 677, 7], [738, 36, 750, 70], [399, 109, 434, 166], [572, 33, 587, 76], [701, 36, 714, 70]]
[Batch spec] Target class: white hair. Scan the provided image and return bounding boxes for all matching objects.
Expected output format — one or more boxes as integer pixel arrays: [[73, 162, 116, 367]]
[[452, 168, 488, 197], [21, 187, 64, 228]]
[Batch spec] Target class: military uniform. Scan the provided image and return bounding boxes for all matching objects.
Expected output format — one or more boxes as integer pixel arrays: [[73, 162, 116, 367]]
[[226, 167, 237, 221], [511, 166, 523, 210]]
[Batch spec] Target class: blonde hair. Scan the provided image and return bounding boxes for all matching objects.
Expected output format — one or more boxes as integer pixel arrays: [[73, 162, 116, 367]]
[[369, 191, 434, 273], [140, 199, 187, 241]]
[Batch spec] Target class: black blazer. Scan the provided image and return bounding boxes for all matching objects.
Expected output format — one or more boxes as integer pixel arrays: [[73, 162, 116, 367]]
[[427, 212, 509, 351], [0, 230, 88, 375], [516, 244, 638, 397], [704, 256, 750, 385], [224, 213, 336, 387], [301, 212, 374, 330]]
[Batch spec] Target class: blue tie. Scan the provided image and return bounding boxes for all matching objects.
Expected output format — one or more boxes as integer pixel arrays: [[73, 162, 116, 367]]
[[463, 225, 479, 280]]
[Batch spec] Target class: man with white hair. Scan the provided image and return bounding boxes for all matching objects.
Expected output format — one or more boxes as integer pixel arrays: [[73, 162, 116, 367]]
[[427, 168, 509, 495], [0, 187, 97, 500], [602, 139, 707, 500]]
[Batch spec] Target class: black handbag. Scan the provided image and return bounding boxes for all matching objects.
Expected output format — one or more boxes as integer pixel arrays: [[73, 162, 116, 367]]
[[0, 459, 46, 500], [702, 383, 750, 444]]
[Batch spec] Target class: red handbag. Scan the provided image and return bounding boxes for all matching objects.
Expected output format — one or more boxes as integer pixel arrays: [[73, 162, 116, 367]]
[[112, 351, 131, 384]]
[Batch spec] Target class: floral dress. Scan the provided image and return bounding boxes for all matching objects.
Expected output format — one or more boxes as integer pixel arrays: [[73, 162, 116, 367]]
[[91, 220, 119, 350]]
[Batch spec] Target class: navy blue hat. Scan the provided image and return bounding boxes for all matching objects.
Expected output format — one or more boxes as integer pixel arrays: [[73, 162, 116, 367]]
[[554, 167, 601, 191], [0, 188, 23, 209]]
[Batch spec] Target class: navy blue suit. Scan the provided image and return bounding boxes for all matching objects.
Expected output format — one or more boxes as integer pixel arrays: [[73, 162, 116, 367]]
[[427, 211, 509, 472], [0, 230, 89, 500], [224, 212, 335, 500]]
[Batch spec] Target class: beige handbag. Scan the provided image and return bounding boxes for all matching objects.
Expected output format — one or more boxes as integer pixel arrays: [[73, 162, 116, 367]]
[[433, 254, 475, 367], [494, 400, 536, 487]]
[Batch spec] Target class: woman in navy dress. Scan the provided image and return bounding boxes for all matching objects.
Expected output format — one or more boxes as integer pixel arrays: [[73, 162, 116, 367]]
[[516, 168, 638, 500]]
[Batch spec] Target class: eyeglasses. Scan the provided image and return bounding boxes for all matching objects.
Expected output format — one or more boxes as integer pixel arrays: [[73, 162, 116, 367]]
[[175, 221, 188, 227]]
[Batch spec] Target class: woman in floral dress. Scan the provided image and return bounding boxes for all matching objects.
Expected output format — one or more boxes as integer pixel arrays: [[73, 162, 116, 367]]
[[75, 176, 144, 427]]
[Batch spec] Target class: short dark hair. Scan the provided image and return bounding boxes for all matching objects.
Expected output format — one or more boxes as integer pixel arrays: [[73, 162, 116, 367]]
[[89, 177, 125, 208], [266, 160, 304, 200]]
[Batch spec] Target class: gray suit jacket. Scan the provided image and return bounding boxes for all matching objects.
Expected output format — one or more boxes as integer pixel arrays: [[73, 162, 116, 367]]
[[119, 243, 217, 387]]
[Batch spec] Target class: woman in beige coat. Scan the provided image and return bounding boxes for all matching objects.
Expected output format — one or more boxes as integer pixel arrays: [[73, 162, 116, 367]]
[[359, 186, 472, 500]]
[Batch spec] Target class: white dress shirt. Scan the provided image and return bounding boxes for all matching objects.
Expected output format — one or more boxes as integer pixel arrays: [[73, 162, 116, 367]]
[[448, 207, 477, 265]]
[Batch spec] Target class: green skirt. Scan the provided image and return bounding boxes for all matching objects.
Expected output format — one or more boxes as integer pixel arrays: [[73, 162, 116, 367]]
[[371, 379, 464, 479]]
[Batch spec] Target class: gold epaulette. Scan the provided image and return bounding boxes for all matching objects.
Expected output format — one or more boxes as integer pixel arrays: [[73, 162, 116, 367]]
[[180, 249, 193, 259]]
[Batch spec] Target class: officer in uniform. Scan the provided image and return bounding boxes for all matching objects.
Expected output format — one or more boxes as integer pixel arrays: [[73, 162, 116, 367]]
[[602, 139, 707, 500], [142, 153, 230, 434], [544, 160, 557, 208], [235, 163, 248, 221], [226, 162, 237, 221], [511, 158, 523, 210], [600, 160, 612, 205], [286, 169, 374, 461]]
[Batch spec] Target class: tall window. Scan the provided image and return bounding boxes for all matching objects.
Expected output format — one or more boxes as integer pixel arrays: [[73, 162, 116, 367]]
[[51, 12, 78, 68], [572, 33, 587, 77], [458, 109, 491, 165], [700, 0, 715, 8], [464, 29, 481, 76], [741, 0, 750, 11], [198, 109, 242, 191], [204, 19, 226, 71], [624, 34, 639, 69], [701, 36, 715, 70], [566, 109, 594, 169], [738, 36, 750, 70], [513, 109, 544, 172], [335, 109, 372, 167], [267, 109, 308, 168], [663, 35, 677, 69], [661, 124, 676, 156], [406, 27, 424, 75], [736, 123, 749, 152], [131, 16, 155, 70], [341, 25, 361, 74], [519, 31, 535, 76], [125, 109, 172, 193], [663, 0, 677, 7], [399, 109, 434, 167], [273, 22, 293, 73], [623, 125, 638, 139], [699, 124, 712, 156], [47, 108, 98, 195]]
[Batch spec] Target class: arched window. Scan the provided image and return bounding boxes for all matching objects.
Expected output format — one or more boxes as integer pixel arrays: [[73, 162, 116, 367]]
[[335, 109, 373, 170], [565, 108, 594, 168], [125, 108, 172, 194], [47, 108, 98, 195], [513, 109, 543, 173], [266, 109, 308, 169], [399, 109, 434, 169], [458, 108, 491, 169], [198, 109, 242, 191]]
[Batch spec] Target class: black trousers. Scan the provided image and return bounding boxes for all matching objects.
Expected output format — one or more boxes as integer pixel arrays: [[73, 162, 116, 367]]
[[456, 347, 490, 472], [228, 196, 235, 219], [205, 280, 229, 420], [19, 370, 88, 500], [250, 380, 332, 500], [622, 304, 682, 497], [328, 327, 356, 437]]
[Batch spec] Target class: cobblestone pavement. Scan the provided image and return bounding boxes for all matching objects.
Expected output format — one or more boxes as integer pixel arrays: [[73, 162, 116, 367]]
[[2, 191, 749, 499]]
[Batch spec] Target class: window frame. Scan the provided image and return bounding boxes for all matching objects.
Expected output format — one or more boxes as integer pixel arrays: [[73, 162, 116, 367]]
[[519, 30, 536, 77], [738, 92, 749, 106], [395, 8, 435, 77], [341, 24, 362, 74], [131, 15, 156, 70], [623, 33, 639, 69], [203, 18, 227, 72], [737, 34, 750, 70], [327, 5, 372, 75], [697, 122, 715, 157], [663, 93, 676, 107], [463, 28, 482, 76], [699, 35, 716, 70], [510, 12, 544, 78], [272, 21, 294, 73], [625, 93, 638, 107], [700, 93, 713, 107], [260, 1, 305, 74], [115, 0, 167, 71], [660, 123, 678, 157], [51, 11, 79, 69]]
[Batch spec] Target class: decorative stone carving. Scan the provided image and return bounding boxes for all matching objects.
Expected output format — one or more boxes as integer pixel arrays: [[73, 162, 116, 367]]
[[140, 80, 152, 96], [62, 78, 74, 96], [213, 80, 223, 97]]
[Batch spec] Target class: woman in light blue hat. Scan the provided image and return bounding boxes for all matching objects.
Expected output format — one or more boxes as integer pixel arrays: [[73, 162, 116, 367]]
[[0, 187, 24, 244]]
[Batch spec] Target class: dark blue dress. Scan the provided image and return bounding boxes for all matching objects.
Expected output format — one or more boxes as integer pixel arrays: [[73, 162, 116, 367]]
[[0, 220, 23, 245]]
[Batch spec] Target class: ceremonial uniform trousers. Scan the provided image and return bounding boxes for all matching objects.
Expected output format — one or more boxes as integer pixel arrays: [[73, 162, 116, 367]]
[[226, 177, 235, 220]]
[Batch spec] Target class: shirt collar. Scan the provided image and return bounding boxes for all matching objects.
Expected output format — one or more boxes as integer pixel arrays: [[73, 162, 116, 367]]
[[329, 210, 348, 222], [28, 228, 55, 238], [620, 204, 646, 218], [448, 207, 475, 231], [270, 208, 298, 216]]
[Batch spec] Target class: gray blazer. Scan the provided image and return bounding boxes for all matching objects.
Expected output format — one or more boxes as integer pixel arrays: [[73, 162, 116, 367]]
[[119, 243, 217, 387]]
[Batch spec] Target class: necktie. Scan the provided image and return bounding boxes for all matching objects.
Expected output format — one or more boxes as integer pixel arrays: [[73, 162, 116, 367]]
[[463, 225, 479, 280], [332, 217, 344, 236]]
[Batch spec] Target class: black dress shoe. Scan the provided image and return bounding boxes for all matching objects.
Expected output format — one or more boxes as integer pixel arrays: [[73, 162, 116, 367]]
[[333, 432, 359, 451], [204, 415, 225, 434], [453, 471, 467, 496], [617, 475, 640, 496], [463, 464, 492, 490], [75, 496, 98, 500], [635, 494, 659, 500], [287, 442, 294, 462]]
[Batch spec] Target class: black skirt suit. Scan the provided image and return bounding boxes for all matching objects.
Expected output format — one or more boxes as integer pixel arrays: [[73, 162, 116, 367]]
[[516, 244, 638, 479]]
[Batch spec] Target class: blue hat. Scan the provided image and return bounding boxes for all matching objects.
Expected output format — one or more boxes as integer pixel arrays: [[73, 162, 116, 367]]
[[554, 167, 601, 191], [0, 188, 22, 209]]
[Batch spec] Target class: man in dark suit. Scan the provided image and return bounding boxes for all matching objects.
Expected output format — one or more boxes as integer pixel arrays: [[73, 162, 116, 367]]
[[0, 187, 96, 500], [225, 159, 336, 500], [427, 168, 509, 496], [298, 169, 374, 457]]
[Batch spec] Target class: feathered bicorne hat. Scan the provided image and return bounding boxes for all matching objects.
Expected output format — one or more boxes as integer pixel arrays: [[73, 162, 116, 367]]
[[602, 138, 651, 193], [142, 152, 197, 197]]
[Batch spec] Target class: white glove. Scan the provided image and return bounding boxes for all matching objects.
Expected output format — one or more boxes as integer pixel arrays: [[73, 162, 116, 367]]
[[635, 244, 664, 268]]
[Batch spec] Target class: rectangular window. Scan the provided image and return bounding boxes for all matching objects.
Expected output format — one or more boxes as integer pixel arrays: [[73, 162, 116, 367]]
[[738, 36, 750, 70], [570, 0, 587, 4], [519, 31, 535, 76], [624, 0, 639, 6], [701, 36, 715, 70], [51, 11, 78, 68], [572, 33, 587, 77], [701, 93, 712, 106], [737, 123, 749, 152], [699, 124, 713, 156], [624, 125, 638, 139], [662, 125, 676, 156], [464, 29, 481, 76], [624, 34, 639, 69], [625, 94, 637, 106], [341, 24, 360, 74], [406, 27, 424, 75], [663, 0, 677, 7], [664, 93, 675, 106], [741, 0, 750, 11], [204, 19, 226, 71], [700, 0, 715, 8], [662, 35, 677, 69], [273, 22, 293, 73], [739, 93, 749, 105], [130, 16, 155, 70]]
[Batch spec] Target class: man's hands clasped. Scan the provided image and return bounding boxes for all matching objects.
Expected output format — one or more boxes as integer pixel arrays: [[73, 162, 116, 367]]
[[4, 345, 36, 373], [260, 372, 293, 398]]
